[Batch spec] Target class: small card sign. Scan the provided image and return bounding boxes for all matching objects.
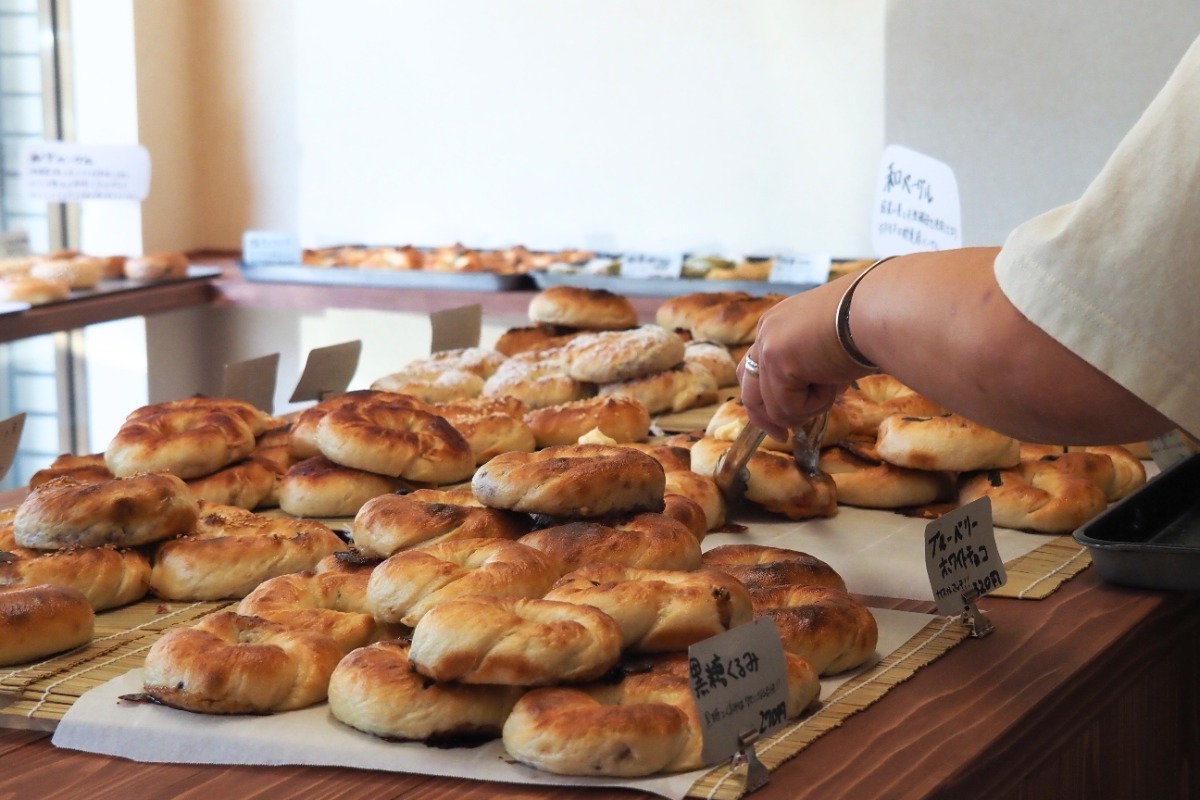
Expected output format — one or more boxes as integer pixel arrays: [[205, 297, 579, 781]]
[[769, 253, 831, 285], [1147, 430, 1197, 473], [222, 353, 281, 414], [620, 252, 684, 280], [871, 144, 962, 256], [0, 413, 26, 483], [242, 230, 302, 267], [289, 340, 362, 403], [21, 142, 151, 202], [0, 230, 31, 258], [430, 305, 482, 353], [925, 496, 1006, 615], [688, 618, 790, 765]]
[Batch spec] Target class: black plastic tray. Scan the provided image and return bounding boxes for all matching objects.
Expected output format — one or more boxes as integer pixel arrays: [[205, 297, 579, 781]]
[[1074, 453, 1200, 591], [241, 263, 533, 292]]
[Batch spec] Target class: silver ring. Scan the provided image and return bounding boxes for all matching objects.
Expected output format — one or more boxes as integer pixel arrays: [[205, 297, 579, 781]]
[[744, 356, 760, 376]]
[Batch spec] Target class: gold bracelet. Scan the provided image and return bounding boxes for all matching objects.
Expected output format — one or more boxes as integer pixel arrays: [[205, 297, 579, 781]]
[[834, 255, 898, 371]]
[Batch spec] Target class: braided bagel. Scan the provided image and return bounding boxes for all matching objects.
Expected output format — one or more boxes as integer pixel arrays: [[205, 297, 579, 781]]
[[366, 538, 557, 627], [142, 610, 344, 713], [472, 443, 666, 518], [701, 544, 847, 592], [369, 369, 485, 403], [524, 395, 651, 448], [517, 512, 702, 576], [621, 443, 694, 473], [661, 493, 709, 541], [106, 405, 258, 479], [123, 396, 269, 436], [958, 460, 1109, 533], [351, 488, 533, 557], [1019, 444, 1146, 501], [835, 375, 947, 435], [750, 585, 879, 675], [0, 585, 94, 666], [690, 436, 838, 520], [408, 596, 623, 685], [277, 455, 407, 519], [528, 285, 638, 330], [288, 390, 412, 460], [664, 469, 726, 533], [493, 324, 584, 356], [876, 413, 1021, 472]]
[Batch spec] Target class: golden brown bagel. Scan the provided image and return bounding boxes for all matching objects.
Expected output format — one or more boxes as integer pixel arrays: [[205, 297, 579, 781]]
[[687, 293, 785, 345], [562, 325, 686, 384], [524, 395, 651, 448], [106, 405, 257, 479], [517, 512, 702, 576], [750, 584, 879, 675], [288, 390, 409, 460], [481, 347, 593, 409], [185, 457, 279, 510], [655, 290, 752, 333], [834, 374, 948, 435], [701, 544, 848, 592], [958, 460, 1109, 534], [875, 413, 1021, 472], [0, 584, 94, 666], [276, 455, 407, 518], [528, 285, 638, 330], [820, 444, 956, 509], [351, 488, 532, 557], [597, 362, 719, 415], [0, 273, 70, 305], [690, 436, 838, 520], [28, 453, 113, 488], [124, 251, 189, 280]]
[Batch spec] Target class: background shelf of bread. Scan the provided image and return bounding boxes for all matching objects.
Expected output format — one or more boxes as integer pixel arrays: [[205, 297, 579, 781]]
[[0, 250, 193, 306], [0, 283, 1145, 779]]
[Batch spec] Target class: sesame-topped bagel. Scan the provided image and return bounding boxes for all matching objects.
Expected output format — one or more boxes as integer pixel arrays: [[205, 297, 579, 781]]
[[472, 443, 666, 518], [408, 596, 623, 685], [524, 395, 651, 448], [655, 290, 753, 334], [544, 564, 752, 653], [13, 472, 198, 550], [366, 538, 557, 627], [701, 544, 847, 592], [562, 325, 686, 384], [750, 585, 879, 675], [528, 285, 638, 330], [315, 396, 475, 484], [105, 402, 260, 479], [482, 347, 593, 409], [875, 412, 1021, 473], [958, 460, 1109, 534], [517, 512, 702, 576], [690, 436, 838, 520], [30, 255, 103, 289], [835, 374, 947, 435], [28, 453, 113, 488], [351, 488, 533, 558], [687, 293, 786, 345]]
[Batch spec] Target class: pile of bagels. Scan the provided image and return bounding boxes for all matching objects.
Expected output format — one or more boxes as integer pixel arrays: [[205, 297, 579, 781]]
[[0, 283, 1146, 779], [0, 250, 191, 305], [301, 243, 595, 275]]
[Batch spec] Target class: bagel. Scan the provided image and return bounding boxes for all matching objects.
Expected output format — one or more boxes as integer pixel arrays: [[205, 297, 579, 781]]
[[185, 457, 279, 510], [481, 347, 593, 409], [690, 436, 838, 520], [835, 375, 947, 435], [620, 443, 694, 473], [875, 413, 1021, 472], [288, 390, 412, 460], [366, 538, 557, 627], [434, 396, 536, 465], [524, 395, 651, 448], [0, 273, 70, 305], [328, 639, 525, 744], [705, 398, 849, 451], [663, 469, 726, 532], [687, 294, 785, 345], [958, 460, 1109, 534], [597, 361, 719, 415], [528, 285, 638, 330], [544, 564, 752, 653], [30, 256, 103, 289], [315, 397, 475, 484], [472, 443, 666, 518], [493, 324, 583, 356], [276, 455, 407, 518], [142, 610, 344, 713], [124, 251, 189, 280], [701, 544, 847, 592], [820, 444, 956, 509], [562, 325, 685, 384], [106, 405, 258, 479], [661, 493, 709, 541], [149, 503, 347, 600], [655, 291, 753, 333], [28, 453, 113, 488], [13, 473, 199, 550], [123, 395, 269, 436], [97, 255, 127, 279], [750, 585, 879, 675], [682, 341, 738, 387], [502, 652, 819, 776], [351, 488, 533, 557], [517, 512, 702, 576], [409, 596, 623, 685], [0, 585, 94, 667], [391, 347, 507, 380], [369, 369, 485, 403], [1020, 444, 1146, 501]]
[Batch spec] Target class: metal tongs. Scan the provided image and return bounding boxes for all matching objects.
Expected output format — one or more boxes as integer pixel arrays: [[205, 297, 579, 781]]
[[714, 411, 829, 504]]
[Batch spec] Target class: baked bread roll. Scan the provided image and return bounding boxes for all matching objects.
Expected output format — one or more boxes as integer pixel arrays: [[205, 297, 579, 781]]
[[30, 256, 103, 289], [0, 273, 70, 305], [28, 453, 113, 488], [434, 396, 536, 465], [750, 584, 879, 675], [124, 251, 189, 280], [835, 374, 947, 435], [701, 544, 847, 592], [528, 285, 638, 330], [663, 469, 726, 532], [682, 341, 738, 387], [366, 538, 557, 627], [524, 395, 651, 448], [106, 403, 258, 479], [690, 436, 838, 520], [655, 291, 752, 333], [876, 413, 1021, 472], [545, 564, 752, 653], [562, 325, 685, 384], [142, 611, 344, 713], [0, 585, 94, 667], [820, 444, 956, 509], [660, 493, 709, 541], [598, 361, 719, 415], [481, 347, 593, 409], [517, 512, 702, 576], [328, 639, 525, 744], [958, 460, 1109, 534], [288, 390, 409, 460], [705, 398, 848, 452], [620, 443, 694, 473], [122, 395, 269, 436], [14, 472, 198, 550], [493, 324, 583, 356], [688, 294, 785, 345], [472, 443, 666, 518], [1020, 444, 1146, 501], [408, 596, 623, 685], [185, 456, 279, 510], [277, 455, 407, 518], [351, 488, 532, 557]]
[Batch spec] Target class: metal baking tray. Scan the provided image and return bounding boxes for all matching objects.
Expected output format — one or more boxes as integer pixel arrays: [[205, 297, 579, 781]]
[[1, 266, 223, 315], [529, 270, 818, 298], [1073, 452, 1200, 591], [241, 263, 533, 292]]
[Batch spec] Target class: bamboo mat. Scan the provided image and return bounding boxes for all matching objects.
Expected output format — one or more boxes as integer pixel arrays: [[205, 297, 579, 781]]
[[687, 615, 971, 800], [0, 600, 232, 728], [988, 535, 1091, 600]]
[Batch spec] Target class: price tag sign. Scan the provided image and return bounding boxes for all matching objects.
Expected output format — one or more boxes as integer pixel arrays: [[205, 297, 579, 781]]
[[21, 141, 151, 202], [0, 413, 26, 483], [620, 252, 684, 280], [769, 253, 831, 285], [688, 618, 790, 764], [0, 230, 31, 258], [871, 144, 962, 256], [430, 304, 482, 352], [289, 340, 362, 403], [925, 496, 1007, 616], [242, 230, 302, 267], [1147, 430, 1197, 473], [222, 353, 280, 414]]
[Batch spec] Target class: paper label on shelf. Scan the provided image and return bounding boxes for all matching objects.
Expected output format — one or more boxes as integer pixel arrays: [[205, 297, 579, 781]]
[[871, 144, 962, 256], [289, 341, 362, 403], [243, 230, 302, 267], [689, 617, 790, 765], [21, 142, 151, 202], [925, 496, 1006, 615], [620, 252, 684, 280], [770, 253, 831, 285], [223, 353, 281, 414], [0, 230, 31, 258], [0, 413, 26, 483], [1147, 430, 1197, 472], [430, 305, 482, 352]]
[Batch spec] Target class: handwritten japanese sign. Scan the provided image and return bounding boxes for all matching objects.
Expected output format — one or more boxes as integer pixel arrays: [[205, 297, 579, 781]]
[[871, 144, 962, 256], [1147, 430, 1197, 473], [688, 618, 790, 764], [925, 496, 1006, 615], [21, 142, 150, 202], [769, 253, 831, 285], [0, 413, 26, 483], [242, 230, 301, 267], [620, 252, 684, 280]]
